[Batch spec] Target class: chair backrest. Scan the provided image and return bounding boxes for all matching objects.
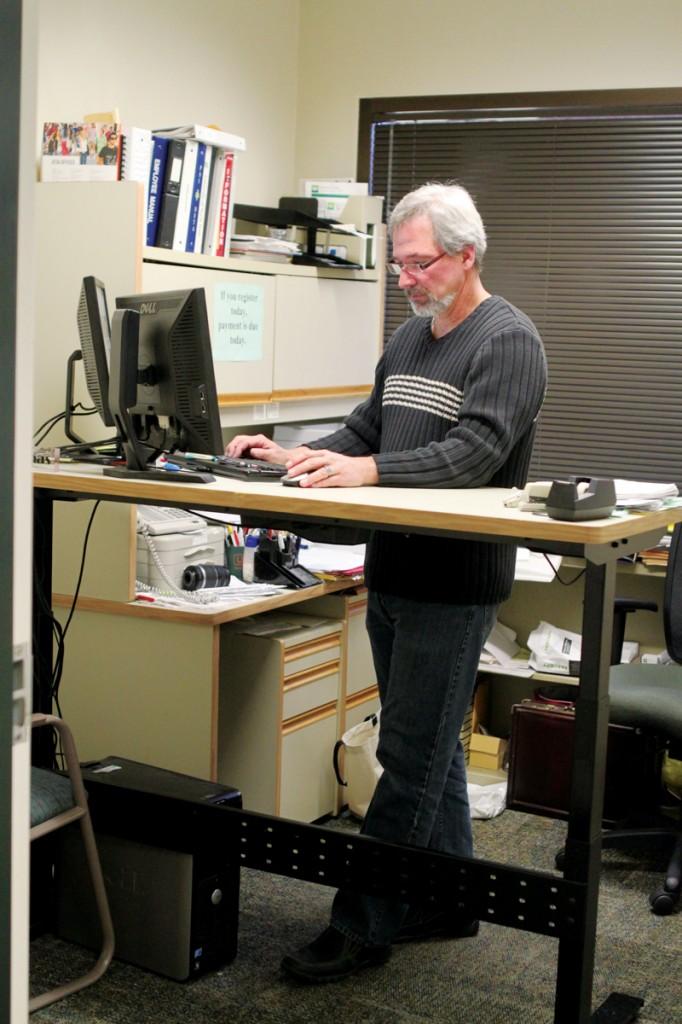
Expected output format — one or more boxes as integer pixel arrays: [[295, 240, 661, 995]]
[[664, 522, 682, 664]]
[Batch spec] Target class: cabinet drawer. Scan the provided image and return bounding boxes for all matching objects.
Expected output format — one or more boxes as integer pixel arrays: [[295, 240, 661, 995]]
[[345, 686, 380, 730], [280, 705, 338, 821], [283, 663, 340, 720], [283, 633, 341, 678]]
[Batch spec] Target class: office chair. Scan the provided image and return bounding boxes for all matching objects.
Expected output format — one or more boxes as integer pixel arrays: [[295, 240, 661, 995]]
[[549, 523, 682, 915], [603, 521, 682, 914], [30, 713, 114, 1011]]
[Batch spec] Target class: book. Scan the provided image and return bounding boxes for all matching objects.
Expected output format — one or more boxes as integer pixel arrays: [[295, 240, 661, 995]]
[[203, 149, 235, 257], [215, 150, 236, 257], [216, 152, 236, 257], [153, 123, 246, 152], [156, 192, 179, 249], [172, 139, 199, 251], [185, 142, 208, 253], [155, 139, 185, 249], [120, 126, 153, 209], [145, 135, 170, 247], [192, 144, 214, 253], [40, 121, 121, 182], [202, 149, 227, 256]]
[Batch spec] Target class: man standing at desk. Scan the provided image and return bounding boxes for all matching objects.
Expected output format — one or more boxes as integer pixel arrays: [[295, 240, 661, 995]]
[[227, 182, 547, 982]]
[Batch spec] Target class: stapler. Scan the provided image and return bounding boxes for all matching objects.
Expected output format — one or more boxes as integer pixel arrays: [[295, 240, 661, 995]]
[[545, 477, 616, 521]]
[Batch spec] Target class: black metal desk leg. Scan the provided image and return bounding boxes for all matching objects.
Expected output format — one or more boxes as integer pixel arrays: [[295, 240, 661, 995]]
[[553, 558, 643, 1023]]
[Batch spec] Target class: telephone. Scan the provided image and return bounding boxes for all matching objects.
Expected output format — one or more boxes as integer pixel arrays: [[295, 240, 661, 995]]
[[505, 478, 616, 520], [136, 504, 226, 596], [504, 481, 554, 512], [136, 505, 205, 536]]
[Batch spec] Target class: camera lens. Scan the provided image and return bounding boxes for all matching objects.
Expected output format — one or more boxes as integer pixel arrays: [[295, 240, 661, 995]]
[[182, 563, 231, 590]]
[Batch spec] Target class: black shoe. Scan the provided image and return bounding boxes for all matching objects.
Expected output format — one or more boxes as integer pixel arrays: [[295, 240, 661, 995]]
[[394, 909, 480, 944], [281, 925, 391, 983]]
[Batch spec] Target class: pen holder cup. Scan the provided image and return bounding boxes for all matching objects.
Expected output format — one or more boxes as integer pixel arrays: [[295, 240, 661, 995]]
[[227, 546, 255, 583]]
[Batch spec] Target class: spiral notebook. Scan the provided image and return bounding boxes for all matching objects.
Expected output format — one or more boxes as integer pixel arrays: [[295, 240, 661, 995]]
[[120, 126, 153, 207]]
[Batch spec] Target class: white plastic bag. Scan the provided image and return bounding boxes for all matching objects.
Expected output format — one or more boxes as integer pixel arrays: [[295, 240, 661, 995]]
[[467, 781, 508, 819], [333, 713, 383, 818]]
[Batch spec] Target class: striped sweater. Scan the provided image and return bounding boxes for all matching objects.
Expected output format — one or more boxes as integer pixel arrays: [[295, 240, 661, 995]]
[[309, 295, 547, 604]]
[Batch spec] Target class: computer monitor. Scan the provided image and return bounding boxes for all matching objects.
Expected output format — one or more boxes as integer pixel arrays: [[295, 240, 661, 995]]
[[105, 287, 223, 480], [75, 276, 115, 428]]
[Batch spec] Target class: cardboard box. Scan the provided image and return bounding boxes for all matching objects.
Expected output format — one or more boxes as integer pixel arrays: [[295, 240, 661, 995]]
[[468, 733, 507, 770]]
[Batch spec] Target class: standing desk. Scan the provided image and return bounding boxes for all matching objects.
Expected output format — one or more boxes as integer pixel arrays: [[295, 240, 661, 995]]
[[33, 465, 682, 1024]]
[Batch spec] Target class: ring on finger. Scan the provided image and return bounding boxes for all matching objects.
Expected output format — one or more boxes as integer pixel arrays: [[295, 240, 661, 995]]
[[324, 464, 334, 477]]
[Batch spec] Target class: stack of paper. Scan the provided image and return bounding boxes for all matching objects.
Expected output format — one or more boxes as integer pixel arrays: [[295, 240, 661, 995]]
[[229, 235, 301, 262], [615, 479, 679, 510], [299, 542, 365, 578], [639, 530, 672, 567], [528, 620, 639, 675], [479, 621, 532, 676]]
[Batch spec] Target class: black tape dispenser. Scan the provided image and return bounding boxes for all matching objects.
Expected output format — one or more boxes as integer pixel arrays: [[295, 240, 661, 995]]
[[545, 477, 616, 521]]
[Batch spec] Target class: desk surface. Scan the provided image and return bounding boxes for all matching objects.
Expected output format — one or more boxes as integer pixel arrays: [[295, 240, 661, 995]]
[[33, 463, 673, 1022], [34, 464, 682, 550]]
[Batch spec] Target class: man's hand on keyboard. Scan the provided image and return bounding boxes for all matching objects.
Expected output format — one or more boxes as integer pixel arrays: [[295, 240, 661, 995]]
[[284, 450, 379, 488], [226, 433, 310, 465]]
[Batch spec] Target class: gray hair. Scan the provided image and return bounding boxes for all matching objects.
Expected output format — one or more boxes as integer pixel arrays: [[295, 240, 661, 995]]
[[388, 182, 487, 268]]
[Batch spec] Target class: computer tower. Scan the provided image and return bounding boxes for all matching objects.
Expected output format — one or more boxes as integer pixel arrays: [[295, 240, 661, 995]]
[[55, 757, 241, 980]]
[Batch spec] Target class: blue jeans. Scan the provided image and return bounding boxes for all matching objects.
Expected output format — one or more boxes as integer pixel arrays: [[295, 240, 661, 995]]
[[331, 590, 497, 946]]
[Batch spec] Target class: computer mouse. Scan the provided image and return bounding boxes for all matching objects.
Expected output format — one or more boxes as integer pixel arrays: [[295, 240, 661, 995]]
[[281, 473, 309, 487]]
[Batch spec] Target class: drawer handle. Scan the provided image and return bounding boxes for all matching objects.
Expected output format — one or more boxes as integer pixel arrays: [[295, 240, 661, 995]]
[[282, 701, 337, 735], [284, 662, 340, 691], [347, 685, 380, 710], [284, 634, 341, 663]]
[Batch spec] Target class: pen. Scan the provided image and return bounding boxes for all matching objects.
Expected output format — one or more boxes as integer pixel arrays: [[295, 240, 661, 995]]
[[183, 452, 218, 462]]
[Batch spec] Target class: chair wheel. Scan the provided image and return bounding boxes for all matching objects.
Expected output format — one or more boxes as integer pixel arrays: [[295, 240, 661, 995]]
[[555, 849, 566, 871], [650, 889, 679, 916]]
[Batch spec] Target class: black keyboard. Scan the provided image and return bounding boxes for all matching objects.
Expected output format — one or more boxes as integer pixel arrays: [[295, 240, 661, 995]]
[[171, 453, 288, 481]]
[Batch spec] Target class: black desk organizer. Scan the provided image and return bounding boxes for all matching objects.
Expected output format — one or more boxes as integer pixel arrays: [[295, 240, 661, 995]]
[[233, 200, 364, 269]]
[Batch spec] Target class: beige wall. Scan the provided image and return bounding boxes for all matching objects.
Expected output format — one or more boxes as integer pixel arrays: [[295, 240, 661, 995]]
[[36, 0, 301, 206], [36, 0, 682, 199], [295, 0, 682, 181]]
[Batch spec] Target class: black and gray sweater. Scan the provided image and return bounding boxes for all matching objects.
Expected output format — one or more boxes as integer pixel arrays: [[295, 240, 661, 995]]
[[309, 295, 547, 604]]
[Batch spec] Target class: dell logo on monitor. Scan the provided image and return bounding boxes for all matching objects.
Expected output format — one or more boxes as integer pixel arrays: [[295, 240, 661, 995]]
[[138, 301, 158, 315]]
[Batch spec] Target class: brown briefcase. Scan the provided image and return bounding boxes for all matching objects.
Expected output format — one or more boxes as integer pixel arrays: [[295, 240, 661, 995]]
[[506, 700, 656, 825]]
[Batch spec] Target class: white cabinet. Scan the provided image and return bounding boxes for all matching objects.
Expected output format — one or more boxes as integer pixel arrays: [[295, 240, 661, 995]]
[[217, 613, 345, 821], [140, 260, 277, 399], [273, 275, 380, 393]]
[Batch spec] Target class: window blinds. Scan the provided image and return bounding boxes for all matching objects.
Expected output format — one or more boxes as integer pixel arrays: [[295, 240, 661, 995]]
[[370, 116, 682, 486]]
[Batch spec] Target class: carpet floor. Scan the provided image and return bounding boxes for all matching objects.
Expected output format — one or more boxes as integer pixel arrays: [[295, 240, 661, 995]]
[[30, 809, 682, 1023]]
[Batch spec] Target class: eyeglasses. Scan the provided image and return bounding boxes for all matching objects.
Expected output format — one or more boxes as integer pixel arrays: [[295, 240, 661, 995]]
[[386, 252, 447, 277]]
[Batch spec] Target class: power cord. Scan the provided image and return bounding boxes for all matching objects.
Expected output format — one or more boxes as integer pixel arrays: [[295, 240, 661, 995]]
[[33, 499, 101, 769], [33, 404, 96, 447], [541, 552, 586, 586]]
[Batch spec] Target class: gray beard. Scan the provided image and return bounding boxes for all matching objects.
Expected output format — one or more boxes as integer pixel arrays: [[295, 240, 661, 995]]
[[407, 291, 456, 318]]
